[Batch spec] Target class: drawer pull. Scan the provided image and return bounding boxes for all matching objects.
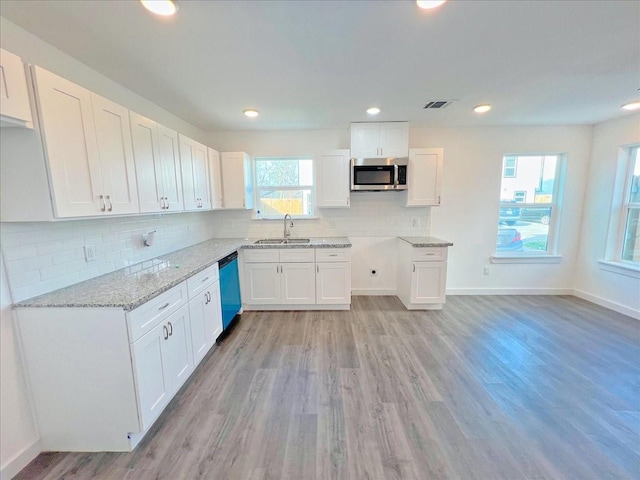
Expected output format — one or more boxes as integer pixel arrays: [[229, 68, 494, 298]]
[[158, 302, 170, 310], [329, 254, 338, 257], [201, 277, 210, 283]]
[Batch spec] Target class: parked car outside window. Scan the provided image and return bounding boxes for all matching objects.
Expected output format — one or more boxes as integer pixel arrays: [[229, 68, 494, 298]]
[[496, 227, 523, 251], [520, 207, 552, 225]]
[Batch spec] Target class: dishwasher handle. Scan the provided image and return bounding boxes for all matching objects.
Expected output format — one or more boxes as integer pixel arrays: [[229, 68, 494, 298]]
[[219, 251, 238, 269]]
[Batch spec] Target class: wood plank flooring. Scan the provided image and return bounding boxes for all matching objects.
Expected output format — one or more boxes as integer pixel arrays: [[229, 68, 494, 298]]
[[16, 295, 640, 479]]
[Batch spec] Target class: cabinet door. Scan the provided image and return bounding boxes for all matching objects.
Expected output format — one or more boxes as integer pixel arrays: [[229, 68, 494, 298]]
[[207, 280, 223, 342], [406, 148, 443, 207], [208, 148, 223, 209], [242, 263, 281, 304], [92, 94, 139, 215], [317, 150, 350, 208], [316, 262, 351, 305], [188, 290, 209, 366], [178, 134, 200, 211], [163, 305, 194, 395], [411, 261, 446, 304], [131, 321, 170, 432], [194, 141, 211, 210], [33, 66, 103, 217], [0, 48, 33, 127], [220, 152, 251, 209], [130, 112, 164, 213], [157, 124, 184, 212], [350, 123, 380, 158], [379, 123, 409, 158], [281, 263, 316, 304]]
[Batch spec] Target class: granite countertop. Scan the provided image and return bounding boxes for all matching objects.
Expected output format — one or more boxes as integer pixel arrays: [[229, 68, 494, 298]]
[[399, 236, 454, 247], [14, 237, 352, 311]]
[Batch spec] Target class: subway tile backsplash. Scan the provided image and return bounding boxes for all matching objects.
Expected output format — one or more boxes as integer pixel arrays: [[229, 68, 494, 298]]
[[1, 192, 429, 302], [1, 212, 216, 302]]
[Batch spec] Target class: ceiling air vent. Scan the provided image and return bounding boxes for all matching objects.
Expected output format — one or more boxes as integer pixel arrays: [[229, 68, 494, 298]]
[[423, 100, 455, 109]]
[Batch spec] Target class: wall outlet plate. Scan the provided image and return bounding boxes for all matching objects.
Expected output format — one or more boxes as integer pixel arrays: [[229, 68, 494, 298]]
[[84, 245, 96, 262], [484, 266, 490, 275]]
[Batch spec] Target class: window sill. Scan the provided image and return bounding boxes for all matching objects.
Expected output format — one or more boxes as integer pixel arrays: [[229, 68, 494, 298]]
[[598, 260, 640, 279], [491, 254, 562, 264]]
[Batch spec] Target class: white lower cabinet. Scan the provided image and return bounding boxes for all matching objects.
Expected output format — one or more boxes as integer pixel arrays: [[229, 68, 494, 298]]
[[397, 241, 449, 310], [187, 262, 222, 366], [17, 262, 225, 453], [131, 303, 193, 432], [242, 248, 351, 309]]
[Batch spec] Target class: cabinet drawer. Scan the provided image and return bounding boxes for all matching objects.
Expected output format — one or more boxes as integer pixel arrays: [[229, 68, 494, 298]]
[[187, 263, 219, 298], [411, 247, 447, 262], [316, 248, 351, 262], [243, 249, 280, 263], [127, 282, 188, 343], [279, 248, 315, 263]]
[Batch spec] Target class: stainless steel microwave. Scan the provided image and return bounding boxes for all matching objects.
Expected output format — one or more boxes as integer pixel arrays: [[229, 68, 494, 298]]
[[350, 157, 408, 191]]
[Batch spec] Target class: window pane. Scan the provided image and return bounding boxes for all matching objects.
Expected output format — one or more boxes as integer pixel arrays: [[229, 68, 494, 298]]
[[496, 215, 550, 253], [622, 207, 640, 262], [629, 148, 640, 204], [255, 159, 312, 187], [500, 155, 558, 203], [257, 189, 312, 216]]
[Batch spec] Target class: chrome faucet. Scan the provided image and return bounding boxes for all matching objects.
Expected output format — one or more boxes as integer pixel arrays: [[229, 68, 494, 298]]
[[283, 214, 293, 238]]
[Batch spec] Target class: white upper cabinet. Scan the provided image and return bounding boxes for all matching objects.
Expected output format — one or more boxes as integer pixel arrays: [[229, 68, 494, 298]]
[[32, 66, 140, 217], [179, 134, 211, 211], [208, 147, 223, 209], [33, 66, 103, 217], [350, 122, 409, 158], [220, 152, 253, 209], [406, 147, 443, 207], [130, 113, 183, 213], [317, 150, 350, 208], [0, 48, 33, 128], [91, 93, 139, 215]]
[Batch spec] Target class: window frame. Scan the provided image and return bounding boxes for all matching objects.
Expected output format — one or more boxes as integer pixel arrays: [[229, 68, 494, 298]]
[[493, 153, 564, 261], [503, 157, 517, 178], [252, 156, 316, 220], [615, 145, 640, 264]]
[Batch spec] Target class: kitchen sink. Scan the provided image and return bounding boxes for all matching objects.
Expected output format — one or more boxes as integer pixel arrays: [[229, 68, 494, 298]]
[[254, 238, 311, 245]]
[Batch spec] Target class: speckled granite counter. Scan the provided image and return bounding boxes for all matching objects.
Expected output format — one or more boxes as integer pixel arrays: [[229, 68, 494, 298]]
[[14, 237, 352, 311], [399, 236, 454, 247]]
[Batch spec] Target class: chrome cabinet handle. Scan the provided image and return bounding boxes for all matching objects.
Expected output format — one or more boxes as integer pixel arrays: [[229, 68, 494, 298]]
[[413, 264, 416, 272], [168, 321, 173, 336], [317, 265, 319, 273], [329, 254, 338, 257], [106, 195, 113, 212], [201, 277, 210, 283], [160, 197, 165, 209], [163, 325, 168, 340], [100, 195, 106, 212], [158, 302, 170, 310]]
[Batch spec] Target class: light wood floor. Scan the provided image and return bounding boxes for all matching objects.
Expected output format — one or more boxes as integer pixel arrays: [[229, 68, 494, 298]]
[[16, 295, 640, 480]]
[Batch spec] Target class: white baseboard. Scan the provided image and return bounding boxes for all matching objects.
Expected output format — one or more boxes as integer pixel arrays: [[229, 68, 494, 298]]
[[0, 438, 41, 480], [351, 289, 397, 296], [572, 289, 640, 320], [446, 288, 573, 295]]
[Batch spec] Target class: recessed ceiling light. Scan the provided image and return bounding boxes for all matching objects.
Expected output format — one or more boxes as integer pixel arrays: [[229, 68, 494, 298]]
[[473, 104, 492, 113], [621, 101, 640, 111], [367, 107, 381, 115], [140, 0, 178, 16], [243, 108, 259, 118], [416, 0, 447, 9]]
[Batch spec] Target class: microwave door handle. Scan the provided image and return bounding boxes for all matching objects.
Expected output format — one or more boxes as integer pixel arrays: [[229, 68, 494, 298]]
[[394, 164, 399, 189]]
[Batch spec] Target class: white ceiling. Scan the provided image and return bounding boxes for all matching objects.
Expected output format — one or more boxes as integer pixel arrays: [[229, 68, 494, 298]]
[[1, 0, 639, 132]]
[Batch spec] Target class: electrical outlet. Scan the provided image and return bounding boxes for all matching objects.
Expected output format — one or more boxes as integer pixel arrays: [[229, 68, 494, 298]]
[[370, 268, 378, 276], [84, 245, 96, 262], [484, 266, 490, 275]]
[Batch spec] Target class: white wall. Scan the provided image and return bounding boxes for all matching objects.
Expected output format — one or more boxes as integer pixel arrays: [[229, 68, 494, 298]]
[[574, 114, 640, 317], [209, 125, 593, 295], [0, 254, 39, 480]]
